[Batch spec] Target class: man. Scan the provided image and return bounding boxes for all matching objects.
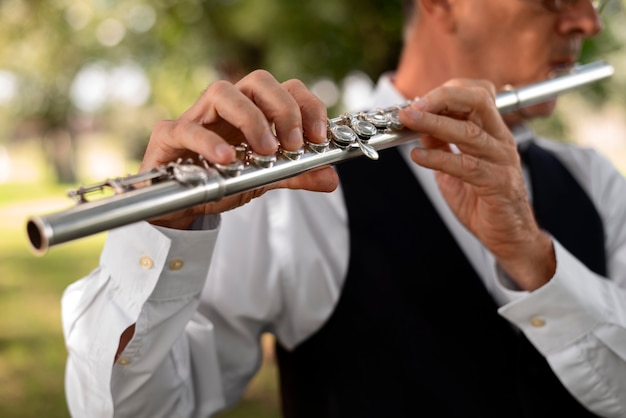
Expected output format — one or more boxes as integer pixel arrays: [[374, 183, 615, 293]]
[[62, 0, 626, 417]]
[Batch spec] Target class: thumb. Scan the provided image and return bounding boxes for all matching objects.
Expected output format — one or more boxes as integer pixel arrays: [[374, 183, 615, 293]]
[[276, 166, 339, 193]]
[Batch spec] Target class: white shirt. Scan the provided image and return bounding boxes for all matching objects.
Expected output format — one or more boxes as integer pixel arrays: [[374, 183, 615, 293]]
[[62, 75, 626, 418]]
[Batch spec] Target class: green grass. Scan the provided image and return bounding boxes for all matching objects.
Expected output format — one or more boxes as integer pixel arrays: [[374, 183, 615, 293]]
[[0, 182, 281, 417]]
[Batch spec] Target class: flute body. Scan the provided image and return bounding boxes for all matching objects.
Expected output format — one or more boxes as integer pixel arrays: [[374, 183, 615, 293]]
[[26, 61, 615, 254]]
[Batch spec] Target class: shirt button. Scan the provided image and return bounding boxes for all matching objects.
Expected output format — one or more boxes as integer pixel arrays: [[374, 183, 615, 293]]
[[117, 357, 131, 366], [530, 316, 546, 328], [139, 256, 154, 270], [169, 258, 184, 271]]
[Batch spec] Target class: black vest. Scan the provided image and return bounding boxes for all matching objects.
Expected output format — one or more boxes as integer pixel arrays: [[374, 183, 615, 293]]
[[276, 144, 606, 417]]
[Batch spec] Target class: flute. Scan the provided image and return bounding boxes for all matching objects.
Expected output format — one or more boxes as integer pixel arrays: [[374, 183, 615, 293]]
[[26, 60, 615, 254]]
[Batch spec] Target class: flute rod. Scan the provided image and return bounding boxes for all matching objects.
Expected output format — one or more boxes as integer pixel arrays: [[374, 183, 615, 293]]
[[25, 61, 615, 254]]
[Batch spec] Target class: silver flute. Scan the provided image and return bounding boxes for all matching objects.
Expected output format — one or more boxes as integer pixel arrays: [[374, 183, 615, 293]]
[[26, 60, 615, 254]]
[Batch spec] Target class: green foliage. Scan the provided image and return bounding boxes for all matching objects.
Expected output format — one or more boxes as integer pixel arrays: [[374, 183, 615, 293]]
[[205, 0, 403, 82], [0, 0, 404, 132], [0, 182, 104, 417]]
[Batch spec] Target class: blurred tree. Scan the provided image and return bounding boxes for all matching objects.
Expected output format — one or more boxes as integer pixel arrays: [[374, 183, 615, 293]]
[[0, 0, 85, 182], [0, 0, 404, 181], [0, 0, 623, 183], [0, 0, 222, 181], [205, 0, 403, 82]]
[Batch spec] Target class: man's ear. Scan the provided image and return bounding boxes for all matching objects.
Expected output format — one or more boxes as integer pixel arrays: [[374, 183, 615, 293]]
[[419, 0, 457, 32]]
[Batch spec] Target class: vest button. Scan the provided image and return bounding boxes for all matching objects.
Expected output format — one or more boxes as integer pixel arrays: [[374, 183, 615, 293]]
[[169, 258, 184, 271]]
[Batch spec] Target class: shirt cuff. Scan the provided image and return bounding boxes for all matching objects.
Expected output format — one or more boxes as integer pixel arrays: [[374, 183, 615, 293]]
[[497, 239, 606, 355], [150, 219, 220, 300], [101, 219, 220, 311]]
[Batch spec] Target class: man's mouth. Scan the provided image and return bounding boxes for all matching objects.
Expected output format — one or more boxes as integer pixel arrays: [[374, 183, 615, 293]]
[[548, 59, 578, 78]]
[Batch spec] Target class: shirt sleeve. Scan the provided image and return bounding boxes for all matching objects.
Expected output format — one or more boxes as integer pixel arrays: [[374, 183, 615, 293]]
[[62, 219, 225, 418], [496, 148, 626, 418], [62, 187, 349, 418]]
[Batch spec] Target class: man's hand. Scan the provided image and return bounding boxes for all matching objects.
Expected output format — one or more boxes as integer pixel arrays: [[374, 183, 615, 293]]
[[399, 80, 556, 291], [140, 70, 339, 230]]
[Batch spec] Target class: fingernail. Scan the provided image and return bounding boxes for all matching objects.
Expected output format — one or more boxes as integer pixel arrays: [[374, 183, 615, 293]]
[[215, 143, 234, 161], [261, 130, 278, 151], [404, 109, 423, 120], [411, 97, 427, 110], [313, 120, 328, 141], [412, 147, 428, 160], [288, 127, 303, 148]]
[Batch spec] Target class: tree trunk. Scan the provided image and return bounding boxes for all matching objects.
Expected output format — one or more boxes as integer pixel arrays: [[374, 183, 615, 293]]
[[43, 128, 77, 184]]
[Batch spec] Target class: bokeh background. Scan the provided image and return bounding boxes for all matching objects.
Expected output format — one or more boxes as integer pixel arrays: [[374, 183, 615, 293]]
[[1, 0, 625, 416]]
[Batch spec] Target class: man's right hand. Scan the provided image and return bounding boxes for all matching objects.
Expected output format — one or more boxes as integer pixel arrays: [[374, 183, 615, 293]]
[[140, 70, 339, 230]]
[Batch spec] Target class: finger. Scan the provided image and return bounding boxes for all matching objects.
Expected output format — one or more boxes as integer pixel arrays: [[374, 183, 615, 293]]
[[182, 79, 279, 156], [141, 120, 237, 171], [236, 70, 307, 152], [276, 166, 339, 193], [408, 82, 508, 139], [431, 79, 497, 118], [419, 133, 454, 153], [402, 109, 508, 160], [400, 90, 515, 160], [410, 146, 499, 188], [283, 78, 329, 144], [444, 78, 496, 100], [411, 85, 495, 127]]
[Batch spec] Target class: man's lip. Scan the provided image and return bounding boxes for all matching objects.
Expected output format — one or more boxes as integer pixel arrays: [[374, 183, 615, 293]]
[[551, 58, 577, 68], [548, 60, 578, 77]]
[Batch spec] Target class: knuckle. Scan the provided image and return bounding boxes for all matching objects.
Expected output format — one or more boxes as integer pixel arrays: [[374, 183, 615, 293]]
[[284, 78, 325, 112], [301, 94, 326, 116], [459, 153, 484, 176], [470, 85, 494, 103], [150, 120, 177, 143], [170, 119, 192, 138], [434, 114, 447, 133], [475, 82, 496, 101], [206, 79, 232, 95], [247, 69, 274, 83], [440, 85, 456, 97], [443, 78, 464, 88], [152, 120, 173, 135], [283, 78, 306, 90], [464, 122, 484, 142]]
